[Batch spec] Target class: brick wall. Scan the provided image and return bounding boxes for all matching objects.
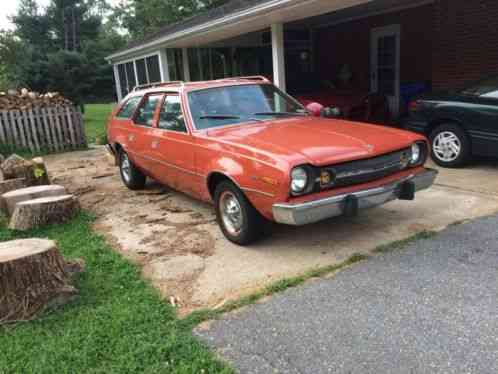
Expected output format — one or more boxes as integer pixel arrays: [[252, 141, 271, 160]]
[[433, 0, 498, 90], [315, 4, 434, 93]]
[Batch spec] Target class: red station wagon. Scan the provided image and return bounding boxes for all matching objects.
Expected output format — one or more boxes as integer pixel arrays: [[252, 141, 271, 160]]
[[107, 76, 437, 245]]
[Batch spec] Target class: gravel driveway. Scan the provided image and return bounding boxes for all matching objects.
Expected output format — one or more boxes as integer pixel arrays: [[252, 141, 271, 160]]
[[196, 215, 498, 374]]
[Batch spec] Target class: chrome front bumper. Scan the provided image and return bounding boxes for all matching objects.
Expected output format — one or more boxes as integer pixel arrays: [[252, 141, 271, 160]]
[[272, 168, 438, 226]]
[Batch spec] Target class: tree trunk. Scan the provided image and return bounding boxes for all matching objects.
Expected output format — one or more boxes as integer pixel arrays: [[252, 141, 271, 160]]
[[1, 184, 66, 216], [9, 195, 80, 231], [0, 239, 78, 324]]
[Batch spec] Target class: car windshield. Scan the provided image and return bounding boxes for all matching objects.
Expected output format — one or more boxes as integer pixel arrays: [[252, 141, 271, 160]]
[[461, 76, 498, 98], [188, 84, 306, 130]]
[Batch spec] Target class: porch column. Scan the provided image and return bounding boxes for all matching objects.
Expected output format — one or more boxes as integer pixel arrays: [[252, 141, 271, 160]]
[[271, 23, 286, 92], [182, 48, 191, 81], [113, 64, 123, 101], [158, 49, 170, 82]]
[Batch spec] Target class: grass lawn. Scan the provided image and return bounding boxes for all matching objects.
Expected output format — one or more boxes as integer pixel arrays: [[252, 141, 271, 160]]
[[84, 103, 114, 144], [0, 213, 232, 374]]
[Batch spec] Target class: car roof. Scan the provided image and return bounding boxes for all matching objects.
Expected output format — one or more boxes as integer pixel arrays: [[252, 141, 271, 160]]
[[127, 76, 272, 98]]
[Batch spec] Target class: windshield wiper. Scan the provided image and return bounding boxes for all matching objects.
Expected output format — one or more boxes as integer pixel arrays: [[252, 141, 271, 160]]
[[252, 111, 306, 116], [199, 114, 241, 119]]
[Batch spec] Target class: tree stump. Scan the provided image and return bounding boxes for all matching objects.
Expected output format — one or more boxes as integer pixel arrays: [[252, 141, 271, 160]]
[[0, 178, 27, 196], [9, 195, 80, 231], [0, 239, 78, 324], [1, 185, 66, 216], [0, 155, 50, 186]]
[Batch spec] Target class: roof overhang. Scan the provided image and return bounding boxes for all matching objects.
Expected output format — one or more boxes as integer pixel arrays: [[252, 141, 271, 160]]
[[106, 0, 374, 63]]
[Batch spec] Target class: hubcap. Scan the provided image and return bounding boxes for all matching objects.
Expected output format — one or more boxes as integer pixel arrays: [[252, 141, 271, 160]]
[[433, 131, 461, 163], [121, 153, 131, 182], [219, 191, 243, 236]]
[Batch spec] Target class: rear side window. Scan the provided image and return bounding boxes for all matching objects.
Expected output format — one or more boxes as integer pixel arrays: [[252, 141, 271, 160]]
[[116, 96, 142, 119], [134, 94, 162, 127]]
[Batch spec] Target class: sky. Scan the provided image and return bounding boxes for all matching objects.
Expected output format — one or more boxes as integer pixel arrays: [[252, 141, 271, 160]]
[[0, 0, 50, 30], [0, 0, 121, 30]]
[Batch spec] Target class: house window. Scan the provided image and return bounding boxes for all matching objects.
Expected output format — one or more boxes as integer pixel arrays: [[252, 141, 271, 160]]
[[146, 55, 161, 83], [135, 58, 148, 85], [125, 62, 136, 92], [117, 64, 127, 98], [167, 49, 184, 81]]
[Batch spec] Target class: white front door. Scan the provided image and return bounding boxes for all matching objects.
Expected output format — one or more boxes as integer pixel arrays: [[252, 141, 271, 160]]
[[371, 24, 401, 118]]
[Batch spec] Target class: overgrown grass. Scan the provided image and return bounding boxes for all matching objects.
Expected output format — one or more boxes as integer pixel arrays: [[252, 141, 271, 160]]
[[84, 103, 114, 144], [0, 213, 232, 374]]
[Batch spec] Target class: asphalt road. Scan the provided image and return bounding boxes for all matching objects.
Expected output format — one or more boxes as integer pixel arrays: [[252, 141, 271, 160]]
[[196, 215, 498, 374]]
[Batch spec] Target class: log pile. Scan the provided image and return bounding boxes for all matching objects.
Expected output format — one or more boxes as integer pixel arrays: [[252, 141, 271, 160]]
[[0, 89, 73, 111], [0, 238, 83, 324]]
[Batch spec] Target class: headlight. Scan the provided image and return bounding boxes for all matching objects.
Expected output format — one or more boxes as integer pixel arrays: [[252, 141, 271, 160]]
[[410, 142, 426, 166], [291, 167, 308, 194]]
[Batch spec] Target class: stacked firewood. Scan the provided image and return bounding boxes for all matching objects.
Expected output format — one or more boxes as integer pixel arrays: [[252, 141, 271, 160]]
[[0, 88, 73, 111]]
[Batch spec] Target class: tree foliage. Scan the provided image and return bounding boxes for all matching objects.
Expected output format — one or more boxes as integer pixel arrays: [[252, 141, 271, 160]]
[[113, 0, 230, 39], [0, 0, 127, 102], [0, 0, 230, 101]]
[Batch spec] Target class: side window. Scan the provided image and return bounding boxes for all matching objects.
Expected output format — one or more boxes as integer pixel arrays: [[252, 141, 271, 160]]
[[158, 95, 187, 132], [134, 94, 162, 127], [116, 96, 142, 119]]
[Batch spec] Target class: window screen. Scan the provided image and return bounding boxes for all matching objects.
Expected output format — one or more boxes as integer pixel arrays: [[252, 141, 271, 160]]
[[158, 96, 186, 132], [135, 58, 147, 85], [117, 64, 127, 98], [125, 62, 136, 92], [134, 94, 162, 127], [116, 96, 142, 119], [146, 55, 161, 83]]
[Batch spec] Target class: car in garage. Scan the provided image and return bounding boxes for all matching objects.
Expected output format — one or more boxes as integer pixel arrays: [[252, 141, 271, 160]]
[[403, 75, 498, 167], [289, 73, 390, 124], [107, 76, 437, 245]]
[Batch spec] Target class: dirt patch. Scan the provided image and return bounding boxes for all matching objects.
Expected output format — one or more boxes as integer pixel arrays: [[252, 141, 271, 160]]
[[45, 147, 216, 312]]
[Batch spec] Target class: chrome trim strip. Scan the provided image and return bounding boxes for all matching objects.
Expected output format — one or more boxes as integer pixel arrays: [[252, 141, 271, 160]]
[[241, 187, 275, 198], [272, 168, 438, 226]]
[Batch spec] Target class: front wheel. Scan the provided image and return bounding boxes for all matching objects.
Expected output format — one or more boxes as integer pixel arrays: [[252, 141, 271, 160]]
[[214, 181, 267, 245], [429, 123, 471, 168], [119, 149, 146, 190]]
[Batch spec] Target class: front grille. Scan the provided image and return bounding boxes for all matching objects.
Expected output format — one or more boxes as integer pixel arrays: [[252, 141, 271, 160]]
[[319, 148, 412, 189]]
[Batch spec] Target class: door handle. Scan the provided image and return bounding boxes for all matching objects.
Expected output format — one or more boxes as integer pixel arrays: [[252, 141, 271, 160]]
[[151, 139, 160, 149]]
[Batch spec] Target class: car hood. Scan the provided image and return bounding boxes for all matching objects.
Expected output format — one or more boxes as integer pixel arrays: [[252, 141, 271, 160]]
[[206, 117, 424, 166]]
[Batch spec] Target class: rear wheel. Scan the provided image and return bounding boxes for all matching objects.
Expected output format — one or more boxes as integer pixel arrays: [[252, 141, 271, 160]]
[[119, 149, 146, 190], [429, 123, 470, 168], [214, 181, 267, 245]]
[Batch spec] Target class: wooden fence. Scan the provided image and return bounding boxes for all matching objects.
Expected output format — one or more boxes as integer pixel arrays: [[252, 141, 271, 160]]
[[0, 105, 86, 153]]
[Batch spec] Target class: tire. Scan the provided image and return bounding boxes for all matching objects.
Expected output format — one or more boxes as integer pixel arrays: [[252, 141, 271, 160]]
[[214, 181, 267, 245], [429, 123, 471, 168], [119, 149, 146, 190]]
